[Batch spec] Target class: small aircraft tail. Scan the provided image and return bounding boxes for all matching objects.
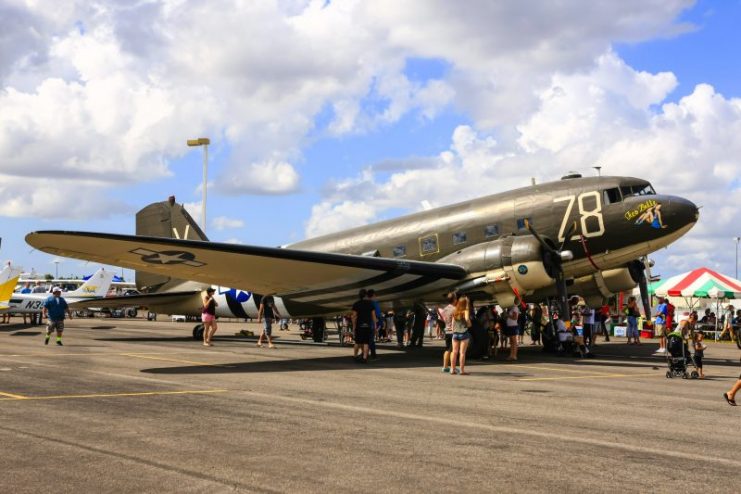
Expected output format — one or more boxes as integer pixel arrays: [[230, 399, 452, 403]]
[[0, 263, 23, 308], [135, 196, 208, 292], [68, 268, 115, 298]]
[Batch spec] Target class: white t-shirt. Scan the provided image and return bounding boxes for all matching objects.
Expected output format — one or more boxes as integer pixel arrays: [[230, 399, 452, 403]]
[[441, 304, 455, 335], [584, 308, 595, 325], [506, 306, 519, 327]]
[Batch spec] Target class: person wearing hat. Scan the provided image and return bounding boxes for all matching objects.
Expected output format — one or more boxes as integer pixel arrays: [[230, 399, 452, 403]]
[[42, 287, 72, 346], [201, 287, 219, 346]]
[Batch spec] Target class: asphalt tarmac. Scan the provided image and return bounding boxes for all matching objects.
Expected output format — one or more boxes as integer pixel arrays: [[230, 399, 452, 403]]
[[1, 316, 740, 493]]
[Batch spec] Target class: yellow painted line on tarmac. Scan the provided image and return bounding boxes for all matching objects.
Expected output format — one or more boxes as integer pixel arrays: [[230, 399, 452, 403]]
[[0, 351, 217, 358], [517, 372, 659, 382], [0, 389, 227, 401], [510, 364, 615, 375], [122, 353, 237, 368], [0, 391, 27, 399]]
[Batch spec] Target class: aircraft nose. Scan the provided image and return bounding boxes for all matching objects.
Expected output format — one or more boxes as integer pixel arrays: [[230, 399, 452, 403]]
[[665, 195, 700, 227]]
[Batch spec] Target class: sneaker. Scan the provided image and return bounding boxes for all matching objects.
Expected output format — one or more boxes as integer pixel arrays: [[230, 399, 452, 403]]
[[268, 344, 276, 349], [44, 336, 50, 345], [442, 367, 450, 373], [56, 340, 63, 346]]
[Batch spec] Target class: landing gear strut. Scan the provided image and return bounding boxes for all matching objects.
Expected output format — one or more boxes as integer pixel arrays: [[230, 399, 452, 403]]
[[193, 324, 204, 341]]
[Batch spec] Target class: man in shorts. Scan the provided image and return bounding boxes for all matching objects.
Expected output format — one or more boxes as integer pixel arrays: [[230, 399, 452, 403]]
[[506, 305, 520, 361], [257, 295, 281, 348], [351, 289, 377, 363], [42, 286, 72, 346], [440, 292, 457, 372], [654, 296, 668, 354]]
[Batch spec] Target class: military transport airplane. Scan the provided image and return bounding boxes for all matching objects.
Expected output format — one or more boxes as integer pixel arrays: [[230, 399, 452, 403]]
[[6, 268, 115, 315], [25, 174, 699, 331]]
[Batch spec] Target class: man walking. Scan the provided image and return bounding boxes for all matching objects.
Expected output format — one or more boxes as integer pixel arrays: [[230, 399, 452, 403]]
[[257, 295, 281, 348], [42, 286, 72, 346]]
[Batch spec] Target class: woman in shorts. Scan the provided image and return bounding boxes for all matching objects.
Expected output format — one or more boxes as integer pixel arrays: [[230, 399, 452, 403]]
[[201, 287, 218, 346], [449, 295, 472, 375]]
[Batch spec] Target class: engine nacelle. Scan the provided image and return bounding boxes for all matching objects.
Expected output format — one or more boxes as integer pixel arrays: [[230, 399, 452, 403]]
[[438, 235, 553, 293], [568, 267, 637, 306]]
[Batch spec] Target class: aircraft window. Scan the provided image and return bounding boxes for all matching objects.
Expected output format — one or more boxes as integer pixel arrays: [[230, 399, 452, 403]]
[[419, 235, 439, 256], [516, 218, 531, 230], [484, 225, 500, 238], [452, 232, 467, 245], [637, 185, 656, 195], [621, 184, 656, 198], [392, 245, 406, 257], [603, 188, 622, 204]]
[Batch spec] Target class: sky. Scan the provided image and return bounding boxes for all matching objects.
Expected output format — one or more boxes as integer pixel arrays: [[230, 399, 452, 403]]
[[1, 0, 740, 282]]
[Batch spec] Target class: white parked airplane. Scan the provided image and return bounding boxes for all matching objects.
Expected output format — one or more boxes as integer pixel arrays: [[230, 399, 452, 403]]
[[6, 268, 115, 314]]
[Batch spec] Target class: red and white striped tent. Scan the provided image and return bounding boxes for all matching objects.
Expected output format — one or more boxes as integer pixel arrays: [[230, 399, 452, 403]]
[[649, 267, 741, 300]]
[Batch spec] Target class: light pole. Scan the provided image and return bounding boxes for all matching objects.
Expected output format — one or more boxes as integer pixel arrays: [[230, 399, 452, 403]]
[[53, 260, 60, 279], [593, 165, 602, 177], [187, 137, 210, 234], [734, 236, 740, 279]]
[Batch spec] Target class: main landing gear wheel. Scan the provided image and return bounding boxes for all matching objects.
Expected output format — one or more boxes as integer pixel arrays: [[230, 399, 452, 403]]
[[193, 324, 205, 341]]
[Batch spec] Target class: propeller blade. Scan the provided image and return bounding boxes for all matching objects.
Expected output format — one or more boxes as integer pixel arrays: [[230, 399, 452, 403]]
[[558, 221, 578, 251], [628, 260, 652, 318]]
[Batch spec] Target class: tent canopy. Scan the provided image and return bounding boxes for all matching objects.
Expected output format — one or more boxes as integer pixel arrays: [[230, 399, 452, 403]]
[[649, 267, 741, 299]]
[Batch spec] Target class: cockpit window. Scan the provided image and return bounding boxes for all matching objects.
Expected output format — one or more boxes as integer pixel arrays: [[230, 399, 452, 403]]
[[620, 184, 656, 198], [603, 188, 622, 205]]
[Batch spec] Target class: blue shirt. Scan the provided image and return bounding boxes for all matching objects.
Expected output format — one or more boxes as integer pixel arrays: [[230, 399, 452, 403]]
[[372, 300, 382, 328], [655, 303, 667, 325], [43, 295, 69, 321]]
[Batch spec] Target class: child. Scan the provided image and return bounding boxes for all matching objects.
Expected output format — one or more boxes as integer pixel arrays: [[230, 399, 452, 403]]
[[693, 331, 707, 378]]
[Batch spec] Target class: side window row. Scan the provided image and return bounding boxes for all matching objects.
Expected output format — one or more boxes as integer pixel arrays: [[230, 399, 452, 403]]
[[391, 224, 502, 257]]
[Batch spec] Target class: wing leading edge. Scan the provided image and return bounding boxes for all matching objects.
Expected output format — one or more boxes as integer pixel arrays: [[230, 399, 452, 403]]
[[25, 231, 468, 298]]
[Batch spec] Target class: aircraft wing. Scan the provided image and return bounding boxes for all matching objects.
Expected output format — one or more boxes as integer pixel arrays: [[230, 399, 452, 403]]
[[69, 290, 201, 309], [26, 231, 468, 296]]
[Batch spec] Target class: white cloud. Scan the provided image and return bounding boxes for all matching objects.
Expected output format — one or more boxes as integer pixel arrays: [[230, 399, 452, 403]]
[[305, 50, 741, 277], [217, 160, 300, 195], [0, 0, 697, 217], [212, 216, 245, 231]]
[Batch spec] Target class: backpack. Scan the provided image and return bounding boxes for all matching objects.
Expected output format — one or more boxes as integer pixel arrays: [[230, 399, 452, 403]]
[[667, 303, 675, 318]]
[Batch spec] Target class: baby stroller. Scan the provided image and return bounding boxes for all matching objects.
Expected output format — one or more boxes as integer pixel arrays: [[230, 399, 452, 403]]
[[665, 333, 699, 379]]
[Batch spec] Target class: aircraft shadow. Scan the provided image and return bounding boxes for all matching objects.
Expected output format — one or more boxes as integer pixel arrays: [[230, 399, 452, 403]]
[[141, 344, 480, 375], [10, 331, 42, 336]]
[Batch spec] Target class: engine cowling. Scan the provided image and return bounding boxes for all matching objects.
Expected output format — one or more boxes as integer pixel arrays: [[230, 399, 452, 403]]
[[438, 235, 555, 294], [565, 267, 637, 306]]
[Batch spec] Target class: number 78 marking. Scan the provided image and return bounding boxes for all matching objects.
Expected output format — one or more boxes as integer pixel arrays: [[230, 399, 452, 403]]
[[554, 191, 605, 243]]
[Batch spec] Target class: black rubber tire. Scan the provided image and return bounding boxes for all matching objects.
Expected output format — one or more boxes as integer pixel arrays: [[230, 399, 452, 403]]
[[312, 317, 325, 343], [126, 308, 138, 318], [691, 371, 699, 379], [193, 324, 204, 341]]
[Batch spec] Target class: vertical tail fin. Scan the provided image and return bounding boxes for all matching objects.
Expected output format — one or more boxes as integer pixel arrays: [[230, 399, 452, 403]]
[[0, 263, 23, 308], [68, 268, 115, 297], [135, 196, 208, 292]]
